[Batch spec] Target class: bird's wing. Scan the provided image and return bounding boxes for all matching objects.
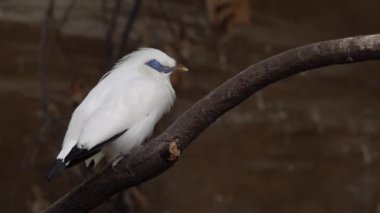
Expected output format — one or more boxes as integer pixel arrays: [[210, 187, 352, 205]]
[[62, 76, 173, 159], [78, 77, 168, 147], [47, 128, 126, 180], [48, 75, 174, 180]]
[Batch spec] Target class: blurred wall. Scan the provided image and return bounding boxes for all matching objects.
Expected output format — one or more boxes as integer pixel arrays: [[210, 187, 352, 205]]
[[0, 0, 379, 212]]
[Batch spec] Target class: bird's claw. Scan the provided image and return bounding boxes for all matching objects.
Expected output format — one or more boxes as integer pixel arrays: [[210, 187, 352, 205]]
[[112, 155, 125, 171]]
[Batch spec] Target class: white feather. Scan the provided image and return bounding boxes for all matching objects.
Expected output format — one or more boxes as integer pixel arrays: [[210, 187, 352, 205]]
[[56, 48, 176, 165]]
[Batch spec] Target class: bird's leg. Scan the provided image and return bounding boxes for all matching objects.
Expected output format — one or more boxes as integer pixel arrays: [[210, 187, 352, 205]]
[[112, 154, 128, 170]]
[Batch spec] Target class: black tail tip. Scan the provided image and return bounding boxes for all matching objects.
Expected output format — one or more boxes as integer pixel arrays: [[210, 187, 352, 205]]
[[46, 159, 66, 181]]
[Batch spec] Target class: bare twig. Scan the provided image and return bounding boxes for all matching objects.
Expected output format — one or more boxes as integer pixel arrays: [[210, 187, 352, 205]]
[[157, 0, 184, 62], [158, 0, 177, 38], [37, 0, 55, 130], [57, 0, 78, 28], [24, 0, 56, 167], [105, 0, 123, 69], [44, 34, 380, 212], [105, 0, 143, 68], [51, 0, 77, 70], [115, 0, 143, 61]]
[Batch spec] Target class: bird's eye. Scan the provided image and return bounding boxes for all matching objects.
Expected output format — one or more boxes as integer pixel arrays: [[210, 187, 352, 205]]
[[145, 59, 173, 73]]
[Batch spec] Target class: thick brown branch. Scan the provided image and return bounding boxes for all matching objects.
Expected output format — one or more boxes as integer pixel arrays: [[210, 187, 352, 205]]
[[44, 34, 380, 212]]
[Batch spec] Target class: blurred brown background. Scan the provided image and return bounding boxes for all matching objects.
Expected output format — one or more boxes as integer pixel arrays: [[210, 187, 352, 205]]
[[0, 0, 379, 212]]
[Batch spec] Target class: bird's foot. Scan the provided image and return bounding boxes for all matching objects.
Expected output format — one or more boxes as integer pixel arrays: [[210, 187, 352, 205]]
[[112, 155, 126, 171]]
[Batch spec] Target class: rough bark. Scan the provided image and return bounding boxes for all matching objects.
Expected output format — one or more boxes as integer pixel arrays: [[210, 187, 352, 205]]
[[44, 34, 380, 212]]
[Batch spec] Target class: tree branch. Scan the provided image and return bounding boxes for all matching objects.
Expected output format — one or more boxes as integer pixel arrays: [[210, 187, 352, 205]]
[[44, 34, 380, 212]]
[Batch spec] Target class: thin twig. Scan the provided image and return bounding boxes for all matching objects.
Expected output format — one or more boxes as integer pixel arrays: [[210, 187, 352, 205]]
[[25, 0, 56, 167], [57, 0, 78, 28], [158, 0, 177, 38], [115, 0, 143, 61], [157, 0, 183, 62], [105, 0, 123, 69], [50, 0, 78, 71], [37, 0, 55, 124]]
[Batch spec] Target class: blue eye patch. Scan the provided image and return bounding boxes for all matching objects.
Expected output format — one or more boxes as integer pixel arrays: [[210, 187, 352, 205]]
[[145, 59, 173, 73]]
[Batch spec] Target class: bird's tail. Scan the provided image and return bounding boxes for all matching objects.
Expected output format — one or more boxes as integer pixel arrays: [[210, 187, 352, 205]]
[[46, 159, 66, 181]]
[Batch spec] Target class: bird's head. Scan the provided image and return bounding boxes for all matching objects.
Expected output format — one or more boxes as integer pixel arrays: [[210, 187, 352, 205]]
[[125, 48, 188, 75]]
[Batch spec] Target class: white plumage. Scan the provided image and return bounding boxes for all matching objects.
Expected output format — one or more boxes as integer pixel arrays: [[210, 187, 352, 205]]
[[47, 48, 188, 180]]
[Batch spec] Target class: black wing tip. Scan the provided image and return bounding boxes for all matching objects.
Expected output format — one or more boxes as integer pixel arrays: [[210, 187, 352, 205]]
[[65, 145, 86, 162], [46, 159, 66, 181], [46, 130, 128, 180]]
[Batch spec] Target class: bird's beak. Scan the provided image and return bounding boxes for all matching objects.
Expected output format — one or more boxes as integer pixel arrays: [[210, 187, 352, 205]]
[[174, 64, 189, 72]]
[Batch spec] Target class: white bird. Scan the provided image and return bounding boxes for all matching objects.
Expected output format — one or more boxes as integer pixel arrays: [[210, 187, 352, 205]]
[[47, 48, 188, 180]]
